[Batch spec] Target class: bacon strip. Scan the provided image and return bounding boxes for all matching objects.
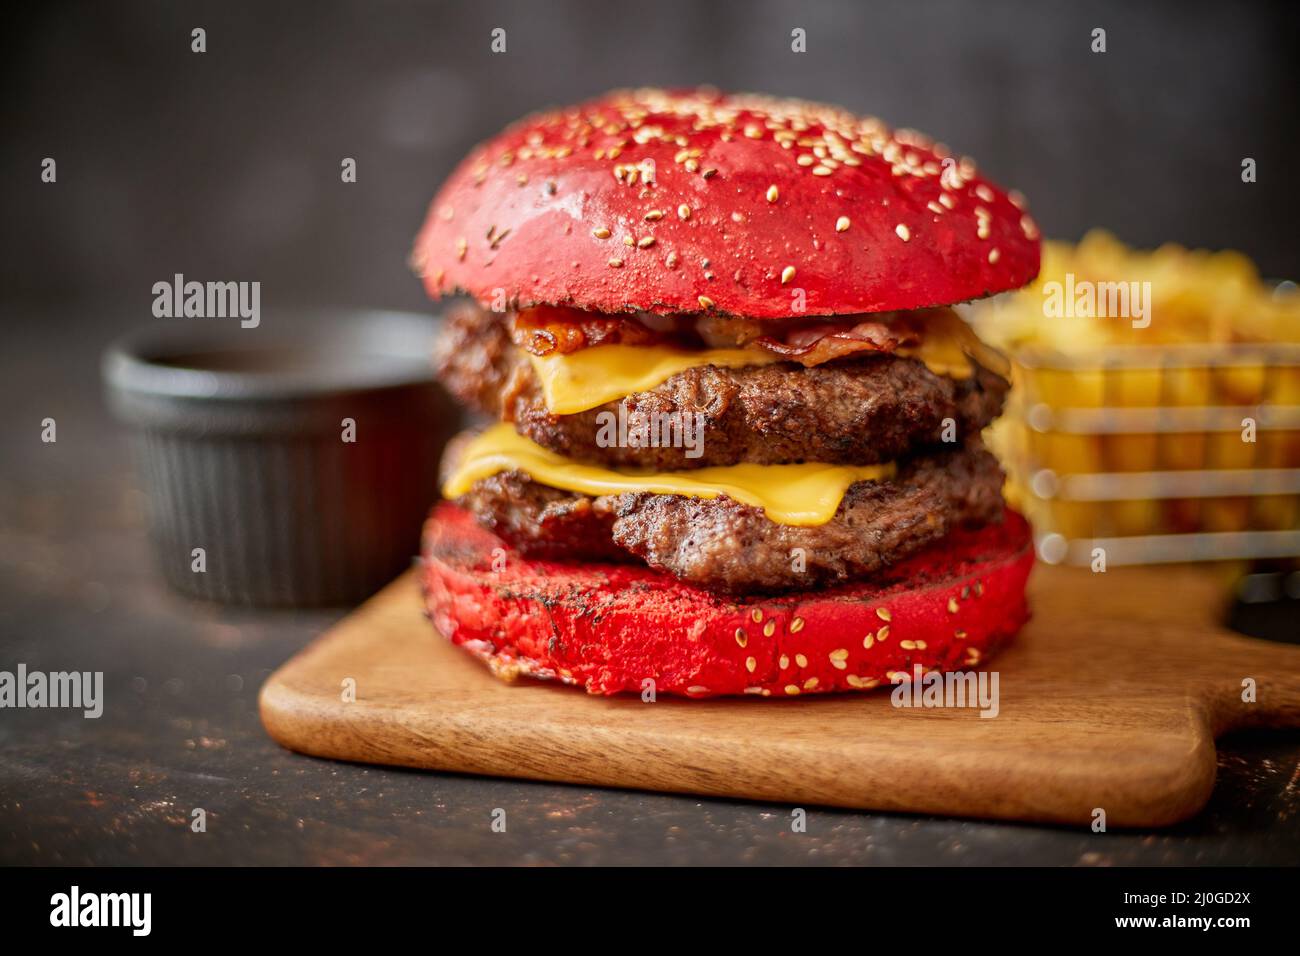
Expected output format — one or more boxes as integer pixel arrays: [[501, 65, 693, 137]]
[[511, 305, 679, 355], [507, 303, 996, 371]]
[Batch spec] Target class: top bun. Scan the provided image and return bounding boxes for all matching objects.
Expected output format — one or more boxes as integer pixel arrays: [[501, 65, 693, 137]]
[[412, 88, 1040, 319]]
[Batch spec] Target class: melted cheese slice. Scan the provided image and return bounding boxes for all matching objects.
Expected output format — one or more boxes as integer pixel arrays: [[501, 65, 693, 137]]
[[443, 423, 895, 527], [527, 314, 997, 415], [529, 345, 779, 415]]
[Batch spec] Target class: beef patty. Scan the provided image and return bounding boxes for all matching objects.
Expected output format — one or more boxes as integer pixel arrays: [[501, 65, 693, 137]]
[[436, 304, 1009, 470], [448, 438, 1006, 594]]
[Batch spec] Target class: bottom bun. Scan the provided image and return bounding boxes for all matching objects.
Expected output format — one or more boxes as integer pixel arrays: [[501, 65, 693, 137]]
[[421, 503, 1034, 698]]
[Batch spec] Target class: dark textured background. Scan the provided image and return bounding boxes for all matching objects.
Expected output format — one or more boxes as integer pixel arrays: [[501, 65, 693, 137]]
[[3, 0, 1297, 320]]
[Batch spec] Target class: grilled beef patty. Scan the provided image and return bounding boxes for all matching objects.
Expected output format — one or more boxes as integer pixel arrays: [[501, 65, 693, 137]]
[[449, 439, 1006, 594], [436, 304, 1009, 470]]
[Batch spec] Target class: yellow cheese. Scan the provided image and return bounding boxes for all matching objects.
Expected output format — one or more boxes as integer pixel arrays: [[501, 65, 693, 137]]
[[896, 309, 1008, 380], [529, 345, 778, 415], [442, 423, 895, 527], [898, 339, 972, 380], [526, 312, 999, 415]]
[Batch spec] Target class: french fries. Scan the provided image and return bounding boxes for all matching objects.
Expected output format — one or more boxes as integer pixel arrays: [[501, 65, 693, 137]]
[[970, 230, 1300, 562]]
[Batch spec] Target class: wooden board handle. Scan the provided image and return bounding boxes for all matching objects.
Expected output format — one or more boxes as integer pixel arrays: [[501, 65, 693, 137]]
[[1204, 639, 1300, 734]]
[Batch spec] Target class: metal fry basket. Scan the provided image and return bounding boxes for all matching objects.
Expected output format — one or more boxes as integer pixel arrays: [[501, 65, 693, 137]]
[[996, 342, 1300, 567]]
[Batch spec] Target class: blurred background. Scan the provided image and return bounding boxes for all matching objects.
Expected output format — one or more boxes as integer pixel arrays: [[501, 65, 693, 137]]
[[3, 0, 1297, 315]]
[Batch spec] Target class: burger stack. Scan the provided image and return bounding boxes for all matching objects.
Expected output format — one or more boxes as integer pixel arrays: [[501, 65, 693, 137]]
[[410, 89, 1040, 697]]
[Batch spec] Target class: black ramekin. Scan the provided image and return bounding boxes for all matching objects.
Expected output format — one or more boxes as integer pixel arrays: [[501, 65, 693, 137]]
[[103, 309, 458, 607]]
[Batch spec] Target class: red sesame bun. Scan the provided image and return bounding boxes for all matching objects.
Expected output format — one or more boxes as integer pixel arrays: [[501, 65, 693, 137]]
[[411, 88, 1040, 319], [421, 503, 1034, 698]]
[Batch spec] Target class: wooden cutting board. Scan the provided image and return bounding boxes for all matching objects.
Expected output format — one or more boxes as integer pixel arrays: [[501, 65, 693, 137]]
[[260, 564, 1300, 826]]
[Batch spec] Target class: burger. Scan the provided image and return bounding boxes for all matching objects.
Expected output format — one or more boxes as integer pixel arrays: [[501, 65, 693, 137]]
[[411, 88, 1039, 698]]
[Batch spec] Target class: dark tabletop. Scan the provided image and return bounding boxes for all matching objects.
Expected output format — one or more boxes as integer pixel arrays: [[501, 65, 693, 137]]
[[2, 306, 1299, 867]]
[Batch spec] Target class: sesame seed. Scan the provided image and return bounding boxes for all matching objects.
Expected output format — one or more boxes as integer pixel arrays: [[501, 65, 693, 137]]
[[895, 224, 911, 242], [780, 266, 796, 285], [900, 640, 916, 650], [803, 677, 819, 691], [796, 155, 815, 167], [785, 685, 800, 695], [665, 252, 680, 268], [988, 248, 1000, 264], [744, 686, 763, 695], [684, 159, 699, 173], [592, 227, 611, 239], [746, 656, 757, 673], [938, 193, 955, 210], [779, 654, 790, 669], [644, 209, 664, 221], [795, 653, 808, 668], [637, 236, 656, 248], [751, 608, 763, 622], [697, 295, 714, 309], [766, 184, 779, 203], [835, 216, 851, 232], [915, 640, 927, 649], [863, 633, 874, 649], [877, 625, 890, 641], [812, 165, 833, 177], [455, 237, 467, 260], [608, 258, 623, 268], [743, 123, 763, 139], [975, 184, 995, 202], [876, 608, 891, 622], [702, 167, 718, 179], [624, 235, 635, 246], [763, 620, 776, 637], [677, 204, 691, 220], [927, 201, 945, 215], [955, 629, 968, 639], [734, 627, 747, 648], [687, 685, 709, 695], [947, 598, 959, 614], [790, 617, 805, 633]]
